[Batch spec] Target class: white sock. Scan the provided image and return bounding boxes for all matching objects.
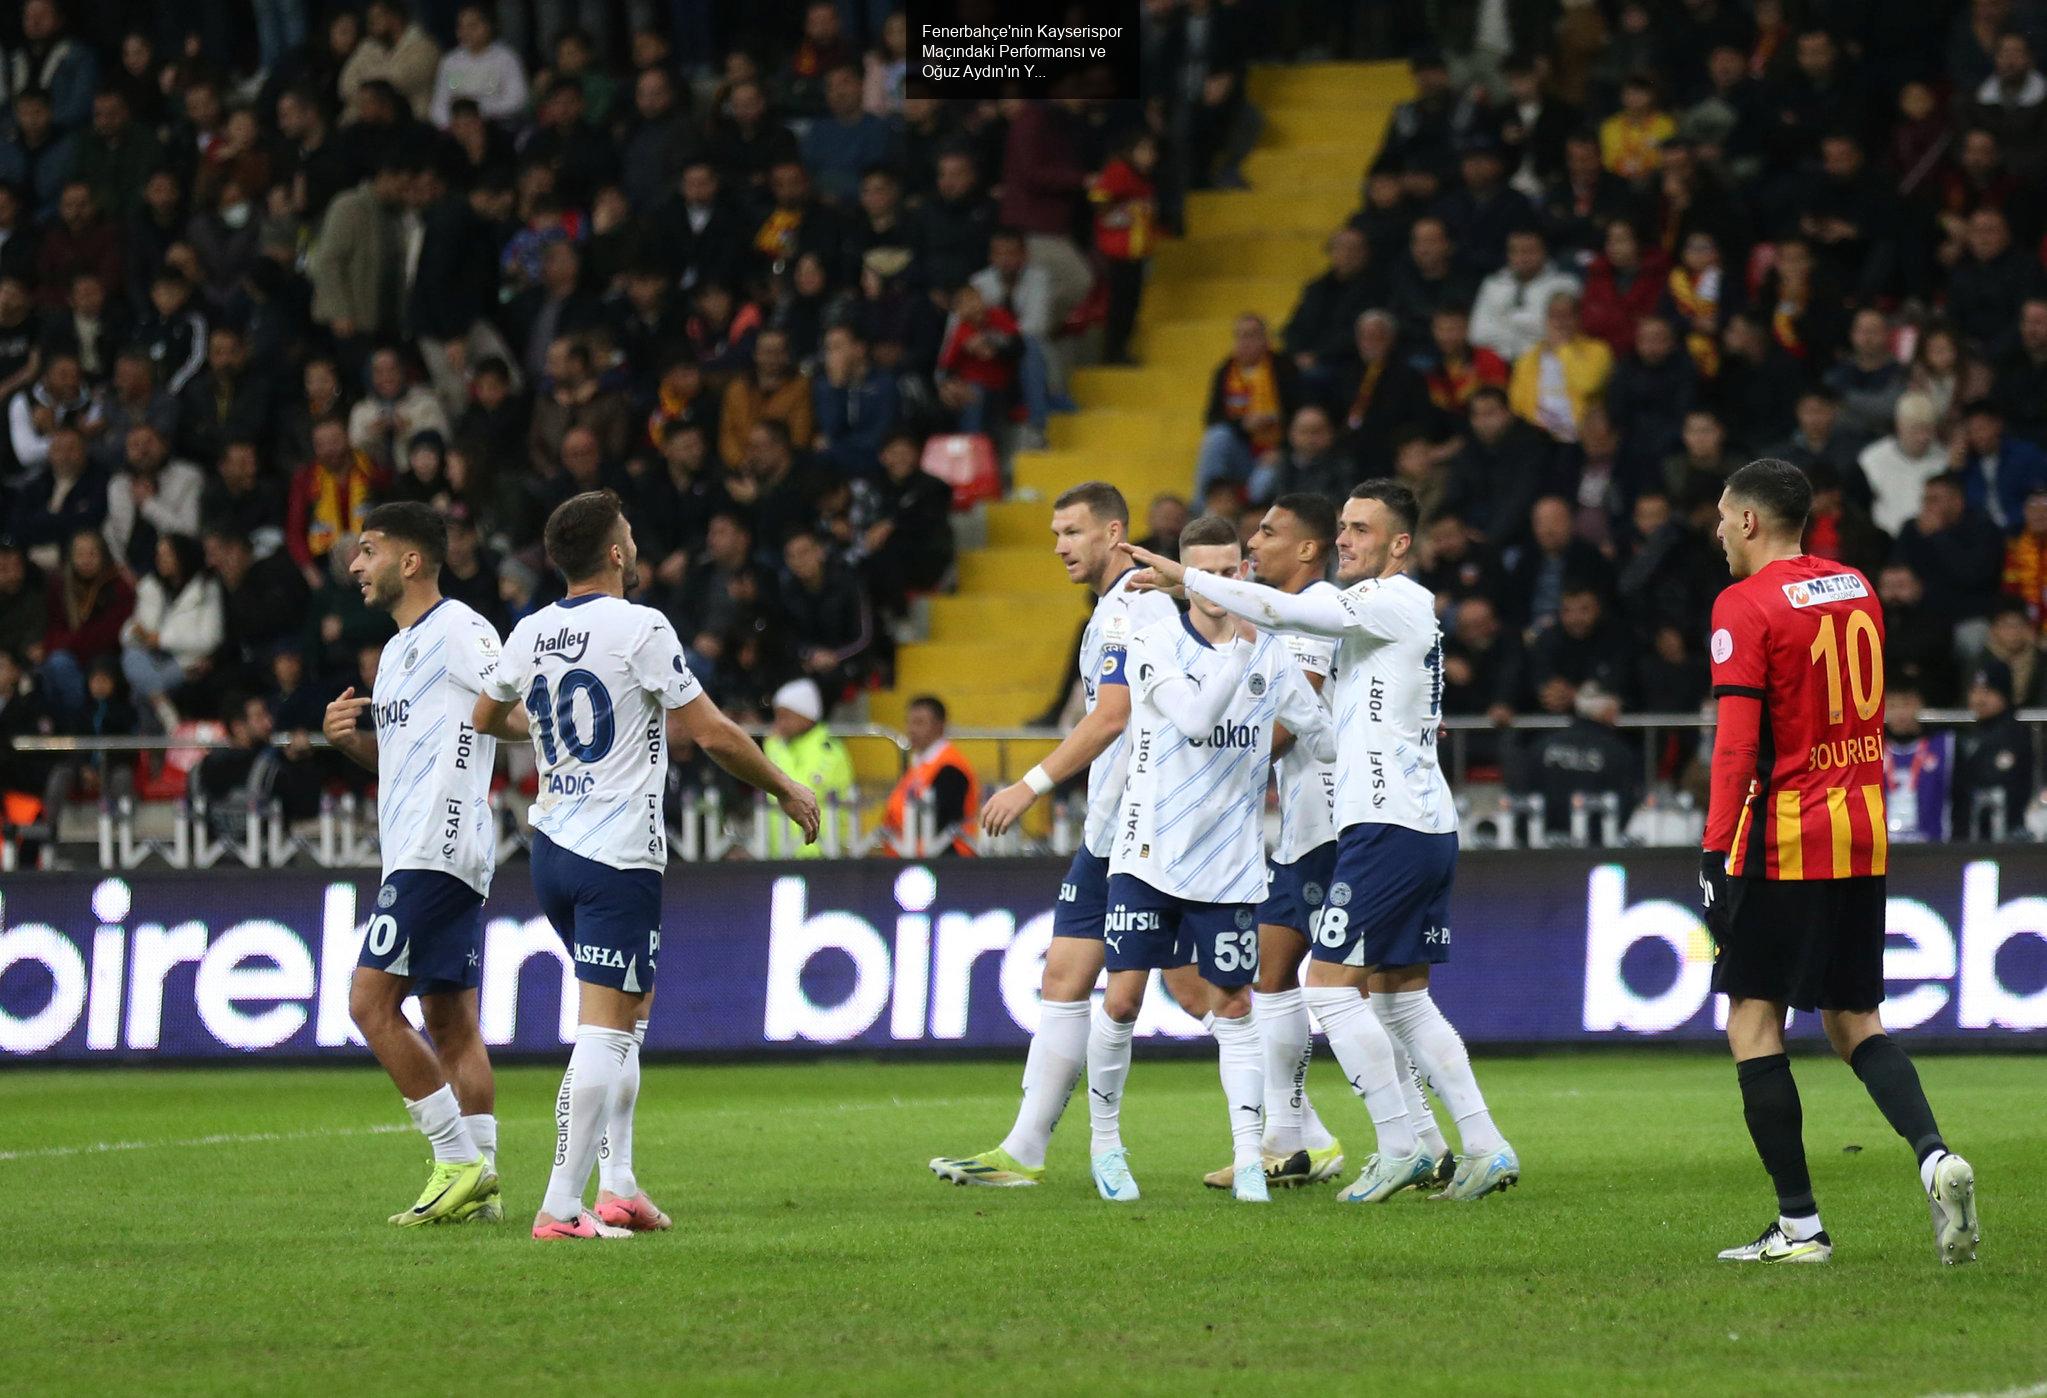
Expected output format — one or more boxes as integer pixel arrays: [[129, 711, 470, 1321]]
[[1305, 987, 1416, 1158], [1212, 1013, 1266, 1168], [1253, 989, 1309, 1154], [1394, 1044, 1449, 1157], [404, 1084, 474, 1164], [598, 1018, 647, 1197], [1780, 1211, 1825, 1241], [1373, 990, 1504, 1155], [1087, 1005, 1135, 1154], [462, 1113, 497, 1165], [1299, 1088, 1337, 1154], [540, 1026, 634, 1221], [1000, 999, 1089, 1169], [1919, 1150, 1946, 1194]]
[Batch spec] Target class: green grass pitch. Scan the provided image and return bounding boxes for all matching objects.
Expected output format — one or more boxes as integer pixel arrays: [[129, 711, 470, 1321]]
[[4, 1052, 2041, 1395]]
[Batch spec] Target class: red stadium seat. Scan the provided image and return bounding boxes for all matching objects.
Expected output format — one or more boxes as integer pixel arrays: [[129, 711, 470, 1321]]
[[920, 433, 1002, 510], [137, 721, 228, 801]]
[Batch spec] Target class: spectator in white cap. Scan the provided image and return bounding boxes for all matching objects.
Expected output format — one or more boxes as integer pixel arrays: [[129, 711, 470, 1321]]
[[762, 678, 854, 858]]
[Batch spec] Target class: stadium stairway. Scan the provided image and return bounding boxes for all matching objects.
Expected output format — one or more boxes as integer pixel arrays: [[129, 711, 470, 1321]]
[[856, 64, 1413, 795]]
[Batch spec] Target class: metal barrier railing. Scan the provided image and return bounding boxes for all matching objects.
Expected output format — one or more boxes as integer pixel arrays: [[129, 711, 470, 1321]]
[[6, 710, 2044, 869]]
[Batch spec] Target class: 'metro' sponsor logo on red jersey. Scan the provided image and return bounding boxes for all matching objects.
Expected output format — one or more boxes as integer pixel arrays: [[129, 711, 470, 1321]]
[[1708, 556, 1889, 880]]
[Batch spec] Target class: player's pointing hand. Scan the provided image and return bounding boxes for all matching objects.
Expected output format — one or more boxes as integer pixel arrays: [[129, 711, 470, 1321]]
[[323, 686, 371, 744], [1117, 540, 1186, 594], [779, 781, 823, 845]]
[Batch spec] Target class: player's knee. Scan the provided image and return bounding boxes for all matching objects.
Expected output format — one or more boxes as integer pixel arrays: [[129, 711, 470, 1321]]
[[1041, 947, 1101, 1002], [421, 997, 480, 1050], [1822, 1010, 1877, 1063], [1723, 997, 1784, 1059], [1254, 960, 1298, 994], [348, 975, 400, 1035], [1102, 986, 1144, 1023], [1213, 986, 1252, 1020]]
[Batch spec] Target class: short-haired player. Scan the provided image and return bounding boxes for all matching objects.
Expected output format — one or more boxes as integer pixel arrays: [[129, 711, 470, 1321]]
[[1704, 459, 1976, 1264], [1085, 515, 1338, 1203], [930, 483, 1212, 1187], [1125, 480, 1519, 1203], [475, 491, 821, 1239], [324, 502, 510, 1225], [1200, 493, 1451, 1192]]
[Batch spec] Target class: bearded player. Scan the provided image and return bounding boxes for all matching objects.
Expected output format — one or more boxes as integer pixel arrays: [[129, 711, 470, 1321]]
[[1200, 493, 1450, 1192], [931, 482, 1210, 1187], [1125, 480, 1518, 1203], [476, 491, 820, 1239], [325, 502, 509, 1226]]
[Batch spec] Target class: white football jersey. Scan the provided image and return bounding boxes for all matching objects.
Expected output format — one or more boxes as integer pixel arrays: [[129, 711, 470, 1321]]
[[1078, 566, 1180, 857], [1112, 614, 1332, 904], [484, 593, 703, 872], [1271, 582, 1339, 864], [373, 597, 502, 895], [1182, 568, 1457, 838], [1324, 574, 1456, 836]]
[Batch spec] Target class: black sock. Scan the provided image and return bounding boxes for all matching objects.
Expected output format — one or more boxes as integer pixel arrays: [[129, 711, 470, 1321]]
[[1850, 1034, 1946, 1163], [1737, 1053, 1816, 1218]]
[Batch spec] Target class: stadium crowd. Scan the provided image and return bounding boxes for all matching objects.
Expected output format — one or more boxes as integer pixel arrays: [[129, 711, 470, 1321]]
[[0, 0, 1220, 753], [0, 0, 2037, 847], [1169, 3, 2047, 837]]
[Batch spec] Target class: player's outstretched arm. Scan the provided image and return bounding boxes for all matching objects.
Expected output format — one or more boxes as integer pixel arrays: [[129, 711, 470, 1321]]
[[1137, 626, 1254, 735], [980, 678, 1131, 836], [1119, 542, 1356, 639], [673, 694, 822, 844], [471, 692, 526, 741], [322, 688, 378, 772]]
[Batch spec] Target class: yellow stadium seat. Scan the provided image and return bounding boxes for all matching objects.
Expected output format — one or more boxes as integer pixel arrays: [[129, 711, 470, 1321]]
[[864, 65, 1395, 745]]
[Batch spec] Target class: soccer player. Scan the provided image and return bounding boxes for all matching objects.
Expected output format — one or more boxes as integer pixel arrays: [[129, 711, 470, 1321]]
[[1124, 479, 1520, 1204], [473, 491, 821, 1240], [1700, 459, 1977, 1265], [929, 482, 1207, 1187], [1085, 514, 1337, 1203], [1200, 494, 1449, 1192], [323, 502, 508, 1226]]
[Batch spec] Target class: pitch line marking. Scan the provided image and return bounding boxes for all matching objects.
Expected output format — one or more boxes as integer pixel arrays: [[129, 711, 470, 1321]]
[[0, 1123, 412, 1163], [0, 1097, 989, 1164]]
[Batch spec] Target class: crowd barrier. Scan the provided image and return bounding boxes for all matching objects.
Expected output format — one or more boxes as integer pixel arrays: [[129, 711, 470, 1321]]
[[2, 846, 2042, 1062], [9, 710, 2047, 870]]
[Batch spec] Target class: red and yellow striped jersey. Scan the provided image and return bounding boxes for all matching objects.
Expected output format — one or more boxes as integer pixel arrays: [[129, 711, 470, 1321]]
[[1705, 556, 1889, 880]]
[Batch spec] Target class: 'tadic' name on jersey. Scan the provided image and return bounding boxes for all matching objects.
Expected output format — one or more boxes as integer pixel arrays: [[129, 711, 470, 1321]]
[[1112, 615, 1332, 904], [1272, 581, 1339, 863], [1079, 566, 1180, 857], [484, 593, 703, 872], [372, 597, 502, 895]]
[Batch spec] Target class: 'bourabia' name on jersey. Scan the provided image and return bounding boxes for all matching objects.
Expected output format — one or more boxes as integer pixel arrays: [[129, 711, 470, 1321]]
[[1709, 556, 1889, 881]]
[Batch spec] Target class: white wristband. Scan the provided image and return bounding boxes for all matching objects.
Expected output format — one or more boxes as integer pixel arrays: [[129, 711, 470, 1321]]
[[1023, 764, 1056, 797]]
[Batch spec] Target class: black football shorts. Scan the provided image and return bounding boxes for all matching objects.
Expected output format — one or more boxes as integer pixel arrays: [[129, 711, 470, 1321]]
[[1710, 874, 1887, 1013]]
